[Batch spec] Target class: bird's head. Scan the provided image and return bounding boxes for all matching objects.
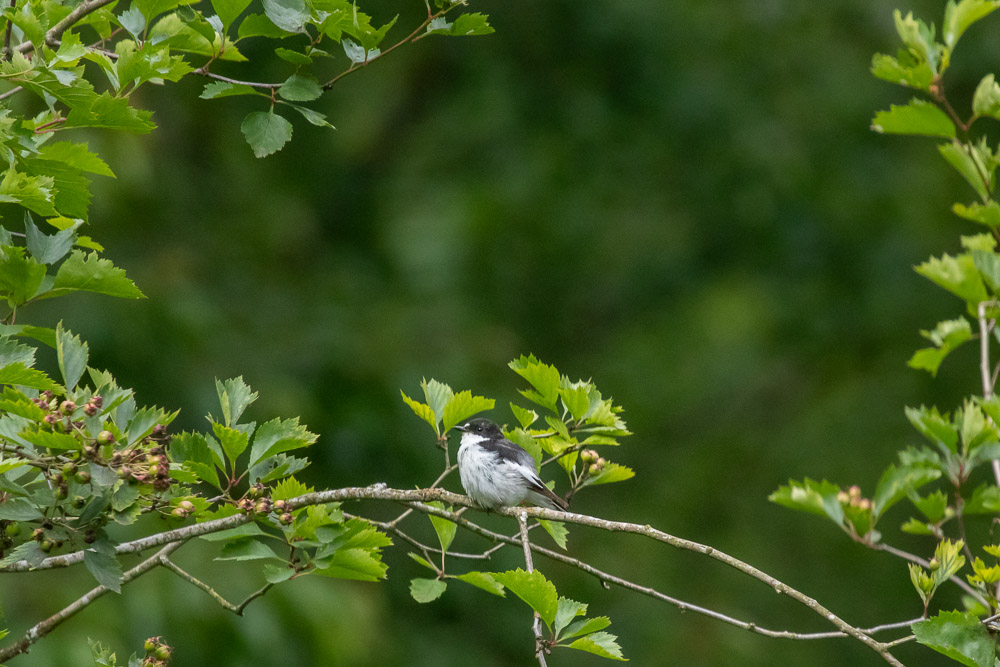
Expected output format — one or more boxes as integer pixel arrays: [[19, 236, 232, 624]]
[[455, 417, 503, 439]]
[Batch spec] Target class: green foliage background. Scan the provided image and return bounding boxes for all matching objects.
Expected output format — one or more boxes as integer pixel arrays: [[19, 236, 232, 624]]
[[2, 0, 982, 664]]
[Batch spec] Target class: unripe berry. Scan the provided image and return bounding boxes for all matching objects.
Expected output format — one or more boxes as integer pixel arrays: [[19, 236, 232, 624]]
[[5, 522, 20, 537], [580, 450, 595, 463], [255, 501, 270, 514], [273, 499, 287, 511], [59, 400, 76, 415], [179, 500, 195, 511], [144, 638, 157, 653], [97, 431, 115, 446], [72, 495, 86, 509], [91, 396, 103, 408], [84, 404, 98, 416], [75, 471, 91, 484], [154, 645, 171, 660], [61, 462, 75, 477], [39, 539, 53, 553], [280, 513, 293, 525], [55, 486, 68, 500], [171, 508, 187, 519], [588, 463, 600, 476], [32, 528, 44, 541]]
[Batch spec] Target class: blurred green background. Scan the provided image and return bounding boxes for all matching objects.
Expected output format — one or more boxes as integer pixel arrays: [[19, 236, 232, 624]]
[[5, 0, 995, 663]]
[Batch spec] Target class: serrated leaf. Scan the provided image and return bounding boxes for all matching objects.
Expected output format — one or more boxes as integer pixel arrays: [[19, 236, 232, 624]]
[[200, 81, 261, 99], [277, 74, 321, 101], [425, 501, 457, 552], [562, 616, 613, 640], [272, 476, 312, 501], [554, 597, 587, 636], [954, 201, 1000, 228], [566, 631, 627, 661], [913, 610, 993, 667], [509, 355, 561, 412], [973, 73, 1000, 120], [939, 139, 995, 202], [248, 416, 315, 468], [538, 519, 568, 549], [944, 0, 1000, 49], [211, 0, 251, 30], [409, 577, 447, 603], [870, 51, 933, 91], [911, 489, 949, 522], [0, 497, 43, 520], [915, 252, 989, 306], [53, 251, 145, 299], [213, 422, 249, 465], [215, 376, 257, 427], [420, 378, 453, 423], [510, 403, 538, 429], [313, 547, 387, 581], [871, 99, 955, 138], [241, 111, 293, 158], [584, 462, 635, 486], [401, 390, 437, 432], [84, 550, 123, 593], [449, 12, 493, 36], [768, 478, 844, 524], [873, 463, 942, 516], [237, 12, 295, 38], [492, 568, 558, 628], [38, 142, 115, 178], [408, 552, 436, 571], [0, 363, 62, 392], [275, 47, 312, 64], [56, 323, 88, 391], [25, 215, 77, 264], [442, 391, 495, 432], [901, 517, 935, 535], [909, 318, 973, 376], [0, 245, 47, 303], [262, 0, 308, 32], [453, 571, 505, 596]]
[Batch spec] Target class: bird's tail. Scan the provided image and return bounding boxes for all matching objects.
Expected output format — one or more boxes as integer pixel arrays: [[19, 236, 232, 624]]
[[528, 484, 568, 511]]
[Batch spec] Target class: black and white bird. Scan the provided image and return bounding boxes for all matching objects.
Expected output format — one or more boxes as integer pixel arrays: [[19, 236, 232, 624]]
[[455, 417, 568, 511]]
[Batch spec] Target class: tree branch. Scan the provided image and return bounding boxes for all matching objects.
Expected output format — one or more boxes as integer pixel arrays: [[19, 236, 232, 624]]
[[519, 510, 548, 666], [0, 542, 182, 662], [15, 0, 117, 54], [978, 301, 1000, 486], [160, 556, 273, 615]]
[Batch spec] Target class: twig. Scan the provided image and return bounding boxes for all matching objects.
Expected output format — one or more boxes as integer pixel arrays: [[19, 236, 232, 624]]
[[0, 542, 182, 662], [979, 302, 1000, 486], [160, 556, 273, 614], [2, 0, 15, 61], [194, 68, 283, 89], [15, 0, 117, 54], [519, 510, 548, 666]]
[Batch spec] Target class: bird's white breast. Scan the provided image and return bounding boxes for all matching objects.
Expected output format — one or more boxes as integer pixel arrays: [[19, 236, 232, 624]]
[[457, 433, 535, 509]]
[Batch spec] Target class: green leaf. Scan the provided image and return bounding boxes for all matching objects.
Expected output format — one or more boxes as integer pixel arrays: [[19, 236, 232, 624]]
[[313, 548, 387, 581], [973, 73, 1000, 120], [21, 428, 80, 450], [37, 142, 114, 178], [909, 318, 973, 376], [275, 47, 312, 65], [510, 403, 538, 429], [277, 74, 322, 102], [56, 323, 88, 391], [25, 215, 77, 264], [421, 378, 453, 423], [906, 405, 960, 452], [83, 550, 123, 593], [562, 616, 613, 640], [211, 0, 251, 31], [0, 171, 56, 217], [538, 519, 568, 549], [944, 0, 1000, 49], [280, 102, 334, 128], [870, 51, 934, 91], [442, 390, 495, 432], [584, 462, 636, 486], [213, 422, 249, 465], [915, 253, 989, 306], [401, 390, 437, 432], [65, 92, 156, 133], [170, 431, 222, 487], [939, 139, 996, 201], [913, 610, 993, 667], [0, 246, 47, 304], [911, 489, 949, 522], [559, 383, 591, 421], [566, 632, 627, 661], [248, 416, 316, 468], [0, 363, 61, 392], [216, 538, 281, 561], [425, 502, 457, 552], [237, 12, 295, 39], [408, 552, 436, 571], [954, 201, 1000, 228], [870, 99, 954, 138], [449, 12, 494, 36], [262, 0, 309, 32], [554, 597, 587, 636], [241, 111, 293, 158], [768, 478, 844, 525], [492, 568, 558, 628], [272, 475, 312, 501], [409, 577, 447, 603], [965, 483, 1000, 513], [200, 81, 262, 99], [894, 10, 940, 72], [52, 251, 145, 299], [453, 571, 505, 596], [872, 463, 941, 516], [0, 498, 43, 520], [901, 517, 935, 535], [509, 355, 561, 412], [215, 376, 258, 427]]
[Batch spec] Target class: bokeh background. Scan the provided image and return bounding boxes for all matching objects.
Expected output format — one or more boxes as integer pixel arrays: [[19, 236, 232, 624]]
[[5, 0, 995, 663]]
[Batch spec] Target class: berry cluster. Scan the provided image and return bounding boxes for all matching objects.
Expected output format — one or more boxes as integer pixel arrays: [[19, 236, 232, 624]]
[[579, 449, 607, 477], [33, 390, 101, 433], [142, 636, 173, 666], [110, 426, 172, 491], [237, 484, 293, 524], [836, 485, 872, 511]]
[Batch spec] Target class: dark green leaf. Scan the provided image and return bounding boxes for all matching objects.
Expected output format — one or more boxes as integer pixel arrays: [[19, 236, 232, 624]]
[[216, 538, 282, 561], [0, 363, 61, 392], [56, 323, 88, 391], [913, 610, 993, 667], [425, 502, 457, 552], [84, 550, 123, 593], [261, 0, 308, 32], [25, 215, 77, 264], [215, 376, 257, 427], [200, 81, 262, 99], [275, 47, 312, 64], [213, 422, 249, 465], [211, 0, 251, 30], [492, 568, 558, 628], [278, 74, 321, 101], [561, 616, 613, 640], [237, 12, 295, 38], [0, 497, 43, 520], [52, 251, 145, 299], [241, 111, 293, 158], [873, 463, 942, 516], [0, 245, 47, 303]]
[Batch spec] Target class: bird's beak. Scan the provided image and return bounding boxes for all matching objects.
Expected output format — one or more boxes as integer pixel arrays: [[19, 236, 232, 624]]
[[454, 424, 466, 432]]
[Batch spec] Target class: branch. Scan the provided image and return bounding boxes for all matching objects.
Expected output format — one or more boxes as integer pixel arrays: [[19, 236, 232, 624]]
[[0, 542, 182, 662], [519, 510, 548, 666], [0, 484, 904, 664], [160, 556, 273, 614], [978, 301, 1000, 486], [15, 0, 117, 54]]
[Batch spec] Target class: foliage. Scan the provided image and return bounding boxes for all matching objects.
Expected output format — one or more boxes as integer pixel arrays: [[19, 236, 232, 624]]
[[773, 1, 1000, 662]]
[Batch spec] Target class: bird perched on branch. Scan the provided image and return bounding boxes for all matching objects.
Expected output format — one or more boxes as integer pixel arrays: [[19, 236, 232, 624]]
[[455, 417, 568, 511]]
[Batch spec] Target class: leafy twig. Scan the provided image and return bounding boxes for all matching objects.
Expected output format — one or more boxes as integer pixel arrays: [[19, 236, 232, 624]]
[[519, 510, 548, 666]]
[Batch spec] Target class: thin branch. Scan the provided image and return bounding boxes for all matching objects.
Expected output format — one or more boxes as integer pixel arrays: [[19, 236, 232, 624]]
[[979, 302, 1000, 487], [0, 542, 182, 662], [519, 510, 548, 666], [160, 556, 273, 615], [2, 0, 16, 61], [15, 0, 117, 54], [194, 68, 283, 89]]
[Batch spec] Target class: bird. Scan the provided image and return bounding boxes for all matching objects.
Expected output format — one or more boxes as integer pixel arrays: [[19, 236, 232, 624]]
[[455, 417, 568, 511]]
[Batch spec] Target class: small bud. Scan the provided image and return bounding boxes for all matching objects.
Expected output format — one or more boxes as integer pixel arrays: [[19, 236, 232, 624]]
[[55, 486, 68, 501], [75, 471, 91, 484], [273, 499, 287, 511], [72, 495, 86, 509], [4, 523, 20, 537], [32, 528, 44, 541], [255, 501, 270, 514], [84, 404, 98, 417], [118, 466, 132, 479], [43, 414, 58, 426], [154, 645, 172, 660], [580, 450, 595, 463], [152, 424, 167, 437], [929, 557, 940, 570], [848, 485, 861, 498], [588, 463, 600, 476], [92, 396, 104, 408], [97, 431, 115, 446], [171, 507, 187, 519], [836, 491, 849, 504], [59, 401, 76, 415], [39, 539, 53, 553], [858, 498, 872, 511], [144, 638, 157, 653], [280, 512, 293, 525], [179, 500, 195, 511]]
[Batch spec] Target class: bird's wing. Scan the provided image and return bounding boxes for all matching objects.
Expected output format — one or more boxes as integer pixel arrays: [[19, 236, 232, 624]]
[[483, 437, 568, 510]]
